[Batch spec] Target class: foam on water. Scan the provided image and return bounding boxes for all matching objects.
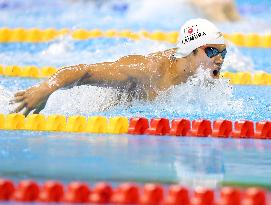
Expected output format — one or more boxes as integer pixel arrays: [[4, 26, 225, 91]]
[[153, 68, 243, 113], [125, 67, 248, 119], [0, 86, 13, 114], [41, 85, 127, 116]]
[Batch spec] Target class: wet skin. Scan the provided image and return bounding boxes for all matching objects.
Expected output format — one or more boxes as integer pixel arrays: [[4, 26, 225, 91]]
[[10, 44, 226, 115]]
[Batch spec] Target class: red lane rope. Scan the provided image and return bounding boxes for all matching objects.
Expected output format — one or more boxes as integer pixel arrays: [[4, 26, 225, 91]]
[[0, 178, 268, 204], [128, 118, 271, 139]]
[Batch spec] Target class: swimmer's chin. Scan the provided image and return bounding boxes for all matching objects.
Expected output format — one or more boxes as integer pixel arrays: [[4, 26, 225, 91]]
[[213, 75, 220, 79]]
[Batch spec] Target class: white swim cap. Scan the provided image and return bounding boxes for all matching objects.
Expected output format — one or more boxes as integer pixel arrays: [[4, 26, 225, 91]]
[[175, 18, 225, 58]]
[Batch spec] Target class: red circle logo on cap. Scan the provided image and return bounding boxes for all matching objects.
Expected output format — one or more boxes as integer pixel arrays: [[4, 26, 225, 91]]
[[188, 28, 193, 34]]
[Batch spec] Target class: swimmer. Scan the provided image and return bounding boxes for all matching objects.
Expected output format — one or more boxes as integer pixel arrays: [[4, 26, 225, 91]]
[[190, 0, 240, 22], [10, 18, 227, 116]]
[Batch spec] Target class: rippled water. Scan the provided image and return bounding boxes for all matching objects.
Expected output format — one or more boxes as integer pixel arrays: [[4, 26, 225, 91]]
[[0, 131, 271, 188], [0, 0, 271, 188], [0, 0, 271, 32]]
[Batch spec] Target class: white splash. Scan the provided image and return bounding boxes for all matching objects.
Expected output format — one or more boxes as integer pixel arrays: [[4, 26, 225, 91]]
[[41, 35, 74, 57], [150, 67, 245, 117], [41, 85, 128, 116], [0, 87, 13, 114]]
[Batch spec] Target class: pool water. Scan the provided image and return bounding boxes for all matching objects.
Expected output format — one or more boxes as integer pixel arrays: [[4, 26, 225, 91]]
[[0, 0, 271, 190], [1, 0, 271, 31], [1, 130, 271, 188]]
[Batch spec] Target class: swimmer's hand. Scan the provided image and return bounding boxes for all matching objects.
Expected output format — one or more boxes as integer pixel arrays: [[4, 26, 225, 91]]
[[10, 83, 51, 116]]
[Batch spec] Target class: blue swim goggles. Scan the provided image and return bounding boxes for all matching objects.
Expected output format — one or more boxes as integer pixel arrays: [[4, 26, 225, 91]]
[[204, 47, 227, 59]]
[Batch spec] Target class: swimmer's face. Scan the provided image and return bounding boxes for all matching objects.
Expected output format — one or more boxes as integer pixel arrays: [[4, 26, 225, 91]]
[[195, 44, 227, 78]]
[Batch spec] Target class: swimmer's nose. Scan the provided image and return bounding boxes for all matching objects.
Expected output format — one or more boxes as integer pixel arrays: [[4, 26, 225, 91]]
[[214, 54, 224, 64], [214, 60, 222, 72]]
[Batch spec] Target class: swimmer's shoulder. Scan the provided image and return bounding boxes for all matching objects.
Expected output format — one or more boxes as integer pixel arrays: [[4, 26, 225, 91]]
[[116, 53, 163, 74], [117, 54, 149, 64], [147, 48, 177, 61], [149, 48, 177, 68], [115, 49, 177, 76], [116, 48, 176, 64]]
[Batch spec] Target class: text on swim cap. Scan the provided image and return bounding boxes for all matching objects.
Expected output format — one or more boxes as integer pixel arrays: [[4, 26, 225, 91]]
[[182, 25, 207, 45]]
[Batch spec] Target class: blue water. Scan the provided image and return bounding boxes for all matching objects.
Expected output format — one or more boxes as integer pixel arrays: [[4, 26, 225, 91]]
[[0, 0, 270, 31], [1, 73, 271, 186], [1, 131, 271, 187], [0, 0, 271, 190]]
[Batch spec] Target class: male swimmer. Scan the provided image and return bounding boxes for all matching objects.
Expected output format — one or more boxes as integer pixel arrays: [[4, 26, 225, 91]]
[[11, 18, 227, 116]]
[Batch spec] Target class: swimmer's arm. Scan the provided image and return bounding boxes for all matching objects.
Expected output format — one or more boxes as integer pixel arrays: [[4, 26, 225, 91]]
[[30, 58, 139, 94], [78, 55, 152, 86], [39, 64, 95, 93], [17, 55, 150, 101], [11, 55, 152, 115], [10, 64, 92, 115]]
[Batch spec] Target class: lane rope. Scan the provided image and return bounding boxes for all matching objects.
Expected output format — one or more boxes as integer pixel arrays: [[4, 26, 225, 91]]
[[0, 178, 268, 204], [0, 114, 270, 139], [0, 28, 270, 47], [0, 65, 271, 86]]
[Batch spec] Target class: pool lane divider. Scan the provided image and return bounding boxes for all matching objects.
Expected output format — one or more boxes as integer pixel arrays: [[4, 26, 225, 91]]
[[0, 114, 271, 139], [1, 65, 271, 86], [0, 65, 57, 78], [0, 178, 268, 204], [0, 28, 271, 48]]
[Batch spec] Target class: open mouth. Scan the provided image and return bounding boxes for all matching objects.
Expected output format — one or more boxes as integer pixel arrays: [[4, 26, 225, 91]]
[[213, 69, 219, 76]]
